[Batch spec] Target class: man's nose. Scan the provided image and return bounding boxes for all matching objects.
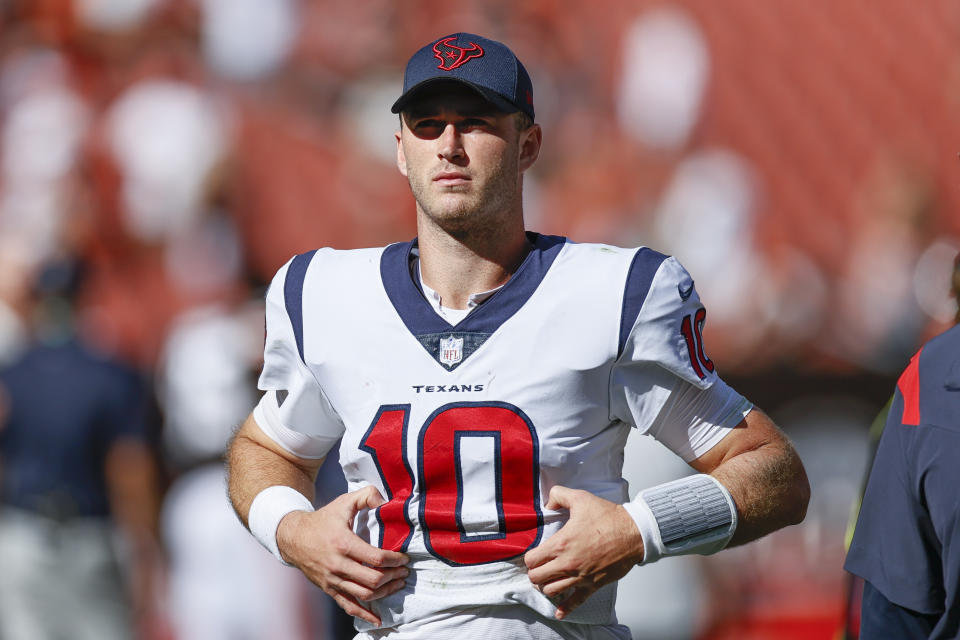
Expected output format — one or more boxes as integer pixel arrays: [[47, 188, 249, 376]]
[[437, 123, 465, 162]]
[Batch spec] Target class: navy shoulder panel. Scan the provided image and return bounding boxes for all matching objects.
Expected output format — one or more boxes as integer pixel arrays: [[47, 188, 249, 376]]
[[618, 247, 669, 357], [284, 249, 318, 362]]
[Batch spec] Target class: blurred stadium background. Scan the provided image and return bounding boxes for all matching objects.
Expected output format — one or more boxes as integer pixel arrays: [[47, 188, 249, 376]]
[[0, 0, 957, 639]]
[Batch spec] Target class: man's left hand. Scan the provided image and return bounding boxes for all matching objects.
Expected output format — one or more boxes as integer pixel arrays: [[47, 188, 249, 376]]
[[524, 486, 645, 619]]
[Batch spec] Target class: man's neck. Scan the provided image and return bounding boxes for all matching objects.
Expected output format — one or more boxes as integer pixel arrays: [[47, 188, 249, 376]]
[[416, 215, 531, 310]]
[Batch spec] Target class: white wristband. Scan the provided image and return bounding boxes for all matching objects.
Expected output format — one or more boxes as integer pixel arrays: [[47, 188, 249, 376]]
[[622, 474, 737, 565], [622, 497, 665, 564], [248, 485, 315, 565]]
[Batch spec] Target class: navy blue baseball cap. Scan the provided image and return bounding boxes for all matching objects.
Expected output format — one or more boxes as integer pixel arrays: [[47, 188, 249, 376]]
[[391, 33, 534, 120]]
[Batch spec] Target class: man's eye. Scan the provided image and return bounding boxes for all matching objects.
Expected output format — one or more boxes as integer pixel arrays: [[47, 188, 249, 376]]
[[459, 119, 489, 130], [413, 120, 443, 137]]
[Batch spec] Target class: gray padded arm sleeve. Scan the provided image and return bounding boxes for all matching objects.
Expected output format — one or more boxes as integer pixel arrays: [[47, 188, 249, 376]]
[[622, 474, 738, 565]]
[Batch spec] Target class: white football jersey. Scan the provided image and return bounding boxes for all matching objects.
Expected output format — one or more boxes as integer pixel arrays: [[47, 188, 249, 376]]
[[253, 234, 751, 637]]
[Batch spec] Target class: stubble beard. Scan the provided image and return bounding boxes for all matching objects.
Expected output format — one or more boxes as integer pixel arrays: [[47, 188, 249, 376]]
[[409, 152, 521, 240]]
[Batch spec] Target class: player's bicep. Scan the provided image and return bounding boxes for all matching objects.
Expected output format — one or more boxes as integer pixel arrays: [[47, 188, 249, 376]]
[[644, 377, 753, 462], [686, 407, 784, 475], [252, 389, 342, 460], [236, 410, 325, 477]]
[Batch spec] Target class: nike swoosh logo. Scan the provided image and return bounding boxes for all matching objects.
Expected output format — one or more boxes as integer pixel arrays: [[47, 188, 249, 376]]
[[678, 282, 694, 301]]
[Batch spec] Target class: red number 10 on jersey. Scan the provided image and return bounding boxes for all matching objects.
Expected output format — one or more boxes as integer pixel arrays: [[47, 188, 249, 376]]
[[359, 402, 544, 566], [681, 308, 715, 379]]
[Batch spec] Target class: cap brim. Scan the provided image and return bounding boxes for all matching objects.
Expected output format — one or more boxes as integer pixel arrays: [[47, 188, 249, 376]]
[[390, 77, 519, 115]]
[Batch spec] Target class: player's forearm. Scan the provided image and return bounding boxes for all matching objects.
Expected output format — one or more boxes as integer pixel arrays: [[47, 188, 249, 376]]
[[226, 412, 320, 527], [710, 436, 809, 547], [686, 408, 809, 547]]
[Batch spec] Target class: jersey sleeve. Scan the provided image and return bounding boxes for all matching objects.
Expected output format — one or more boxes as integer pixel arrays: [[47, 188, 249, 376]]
[[253, 254, 345, 459], [609, 253, 751, 461]]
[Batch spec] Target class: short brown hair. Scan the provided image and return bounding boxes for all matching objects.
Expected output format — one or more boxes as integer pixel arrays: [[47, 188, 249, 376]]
[[514, 111, 534, 131]]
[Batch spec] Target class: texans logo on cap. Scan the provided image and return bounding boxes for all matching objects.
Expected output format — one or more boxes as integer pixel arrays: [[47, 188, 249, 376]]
[[433, 36, 484, 71], [392, 33, 535, 120]]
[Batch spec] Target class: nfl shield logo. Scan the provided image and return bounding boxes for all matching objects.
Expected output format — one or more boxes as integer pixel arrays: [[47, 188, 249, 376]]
[[439, 335, 464, 367]]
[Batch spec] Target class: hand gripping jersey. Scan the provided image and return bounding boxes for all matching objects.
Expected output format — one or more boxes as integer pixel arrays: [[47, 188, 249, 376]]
[[253, 233, 751, 634]]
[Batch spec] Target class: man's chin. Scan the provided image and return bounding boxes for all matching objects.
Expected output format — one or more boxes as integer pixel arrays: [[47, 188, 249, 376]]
[[427, 195, 481, 219], [422, 207, 488, 235]]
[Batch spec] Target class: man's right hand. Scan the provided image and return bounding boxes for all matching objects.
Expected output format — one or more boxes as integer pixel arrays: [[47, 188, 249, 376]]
[[276, 485, 409, 625]]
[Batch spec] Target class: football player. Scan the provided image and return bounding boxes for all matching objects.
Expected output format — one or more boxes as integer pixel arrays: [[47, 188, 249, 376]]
[[226, 33, 810, 639]]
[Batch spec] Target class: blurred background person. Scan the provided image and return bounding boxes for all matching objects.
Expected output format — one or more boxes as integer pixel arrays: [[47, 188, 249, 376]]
[[0, 256, 162, 640], [844, 313, 960, 638], [840, 250, 960, 639]]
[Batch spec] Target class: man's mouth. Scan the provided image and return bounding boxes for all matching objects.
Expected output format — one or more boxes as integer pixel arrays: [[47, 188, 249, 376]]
[[434, 172, 471, 185]]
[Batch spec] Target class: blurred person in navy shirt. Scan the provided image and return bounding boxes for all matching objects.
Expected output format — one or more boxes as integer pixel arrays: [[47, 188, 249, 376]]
[[844, 256, 960, 639], [0, 258, 162, 640]]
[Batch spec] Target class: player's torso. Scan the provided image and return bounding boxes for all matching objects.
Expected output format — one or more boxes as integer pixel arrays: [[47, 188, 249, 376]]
[[299, 236, 637, 627]]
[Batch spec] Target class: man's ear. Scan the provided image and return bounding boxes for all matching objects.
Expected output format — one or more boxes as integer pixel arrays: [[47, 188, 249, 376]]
[[518, 124, 542, 173], [395, 129, 408, 177]]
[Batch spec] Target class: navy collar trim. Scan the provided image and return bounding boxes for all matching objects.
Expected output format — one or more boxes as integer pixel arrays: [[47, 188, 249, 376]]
[[380, 232, 566, 337]]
